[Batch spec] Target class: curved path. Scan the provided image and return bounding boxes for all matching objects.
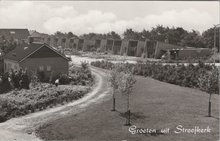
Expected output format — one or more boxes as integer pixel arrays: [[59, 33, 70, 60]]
[[0, 67, 111, 141]]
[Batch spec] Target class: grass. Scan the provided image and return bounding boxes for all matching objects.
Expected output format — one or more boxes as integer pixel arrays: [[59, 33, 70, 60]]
[[36, 76, 219, 141]]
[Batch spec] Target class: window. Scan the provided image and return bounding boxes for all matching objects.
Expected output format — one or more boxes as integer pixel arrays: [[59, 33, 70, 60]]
[[10, 31, 15, 34], [62, 38, 66, 43], [39, 66, 44, 71], [46, 66, 51, 71]]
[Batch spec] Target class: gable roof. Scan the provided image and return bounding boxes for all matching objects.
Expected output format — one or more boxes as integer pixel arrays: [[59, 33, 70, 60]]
[[0, 29, 30, 40], [4, 42, 70, 62], [30, 31, 49, 38]]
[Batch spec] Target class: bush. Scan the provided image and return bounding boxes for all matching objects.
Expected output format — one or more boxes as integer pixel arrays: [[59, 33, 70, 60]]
[[0, 69, 30, 94], [68, 62, 94, 86], [0, 73, 12, 94], [91, 60, 219, 94], [90, 60, 114, 70], [0, 83, 90, 122], [59, 74, 71, 85]]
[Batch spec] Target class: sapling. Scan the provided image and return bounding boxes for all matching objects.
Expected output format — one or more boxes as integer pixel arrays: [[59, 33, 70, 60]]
[[198, 67, 218, 117], [119, 70, 136, 126], [108, 64, 123, 111]]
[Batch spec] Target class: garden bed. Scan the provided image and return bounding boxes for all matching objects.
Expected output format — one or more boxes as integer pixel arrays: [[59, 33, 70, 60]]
[[0, 83, 90, 123]]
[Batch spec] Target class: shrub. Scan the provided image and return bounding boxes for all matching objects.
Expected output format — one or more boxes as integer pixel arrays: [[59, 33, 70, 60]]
[[59, 74, 71, 85], [91, 60, 219, 94], [0, 69, 30, 94], [0, 83, 90, 122], [68, 62, 93, 86], [0, 73, 12, 94]]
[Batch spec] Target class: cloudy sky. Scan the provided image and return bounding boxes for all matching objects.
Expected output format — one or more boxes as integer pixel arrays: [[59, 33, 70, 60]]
[[0, 1, 219, 35]]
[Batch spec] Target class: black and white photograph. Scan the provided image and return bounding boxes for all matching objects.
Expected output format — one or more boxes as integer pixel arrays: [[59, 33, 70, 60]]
[[0, 0, 219, 141]]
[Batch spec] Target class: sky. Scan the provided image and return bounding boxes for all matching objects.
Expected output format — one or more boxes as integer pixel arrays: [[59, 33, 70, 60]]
[[0, 1, 219, 35]]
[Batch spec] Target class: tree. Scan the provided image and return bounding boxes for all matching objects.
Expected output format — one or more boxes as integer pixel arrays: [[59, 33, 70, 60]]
[[166, 27, 188, 45], [108, 66, 122, 111], [202, 27, 219, 50], [149, 25, 169, 42], [67, 32, 77, 38], [140, 29, 151, 40], [106, 31, 121, 39], [119, 69, 136, 126], [198, 67, 219, 117], [0, 35, 17, 55], [181, 30, 206, 48], [54, 31, 65, 36], [123, 28, 141, 40]]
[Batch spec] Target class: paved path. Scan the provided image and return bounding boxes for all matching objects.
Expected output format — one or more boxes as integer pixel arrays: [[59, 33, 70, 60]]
[[0, 67, 111, 141]]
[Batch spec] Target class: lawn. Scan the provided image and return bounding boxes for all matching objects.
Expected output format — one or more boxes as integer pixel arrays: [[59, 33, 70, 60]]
[[36, 76, 219, 141]]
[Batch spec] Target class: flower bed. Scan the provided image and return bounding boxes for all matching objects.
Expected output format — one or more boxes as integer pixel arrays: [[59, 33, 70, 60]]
[[91, 60, 219, 94], [0, 83, 90, 123]]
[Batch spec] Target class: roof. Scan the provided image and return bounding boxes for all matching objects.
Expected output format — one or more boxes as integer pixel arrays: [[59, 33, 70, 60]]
[[0, 29, 30, 40], [4, 42, 70, 62], [162, 47, 211, 51], [30, 31, 49, 38]]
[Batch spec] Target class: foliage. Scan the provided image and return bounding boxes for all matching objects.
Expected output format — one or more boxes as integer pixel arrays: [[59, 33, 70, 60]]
[[0, 83, 89, 122], [54, 31, 77, 39], [30, 71, 39, 88], [91, 60, 219, 94], [68, 62, 93, 86], [198, 68, 219, 94], [202, 27, 219, 50], [0, 35, 17, 54], [0, 69, 30, 94], [0, 73, 12, 94], [119, 71, 136, 96], [108, 64, 125, 90], [10, 69, 30, 89], [90, 60, 114, 70], [122, 25, 217, 50], [80, 31, 121, 40], [59, 74, 71, 85], [0, 59, 3, 74], [181, 30, 206, 48]]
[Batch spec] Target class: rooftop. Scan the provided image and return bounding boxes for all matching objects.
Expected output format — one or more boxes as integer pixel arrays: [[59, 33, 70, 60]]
[[0, 29, 30, 40]]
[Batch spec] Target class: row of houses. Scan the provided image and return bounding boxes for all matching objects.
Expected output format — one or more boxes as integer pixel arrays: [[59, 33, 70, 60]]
[[30, 31, 212, 60], [0, 28, 213, 79]]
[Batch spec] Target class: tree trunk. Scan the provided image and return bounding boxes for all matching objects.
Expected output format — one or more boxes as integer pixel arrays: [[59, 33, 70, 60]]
[[112, 88, 116, 111], [208, 93, 212, 117], [125, 93, 131, 126]]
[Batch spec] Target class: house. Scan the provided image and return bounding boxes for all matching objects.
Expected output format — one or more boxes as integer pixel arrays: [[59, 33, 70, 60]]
[[162, 47, 212, 60], [29, 31, 49, 43], [154, 41, 184, 59], [4, 42, 70, 81], [0, 29, 30, 43]]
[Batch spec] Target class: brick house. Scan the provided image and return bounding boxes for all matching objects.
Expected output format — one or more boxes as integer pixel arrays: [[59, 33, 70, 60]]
[[4, 42, 70, 81]]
